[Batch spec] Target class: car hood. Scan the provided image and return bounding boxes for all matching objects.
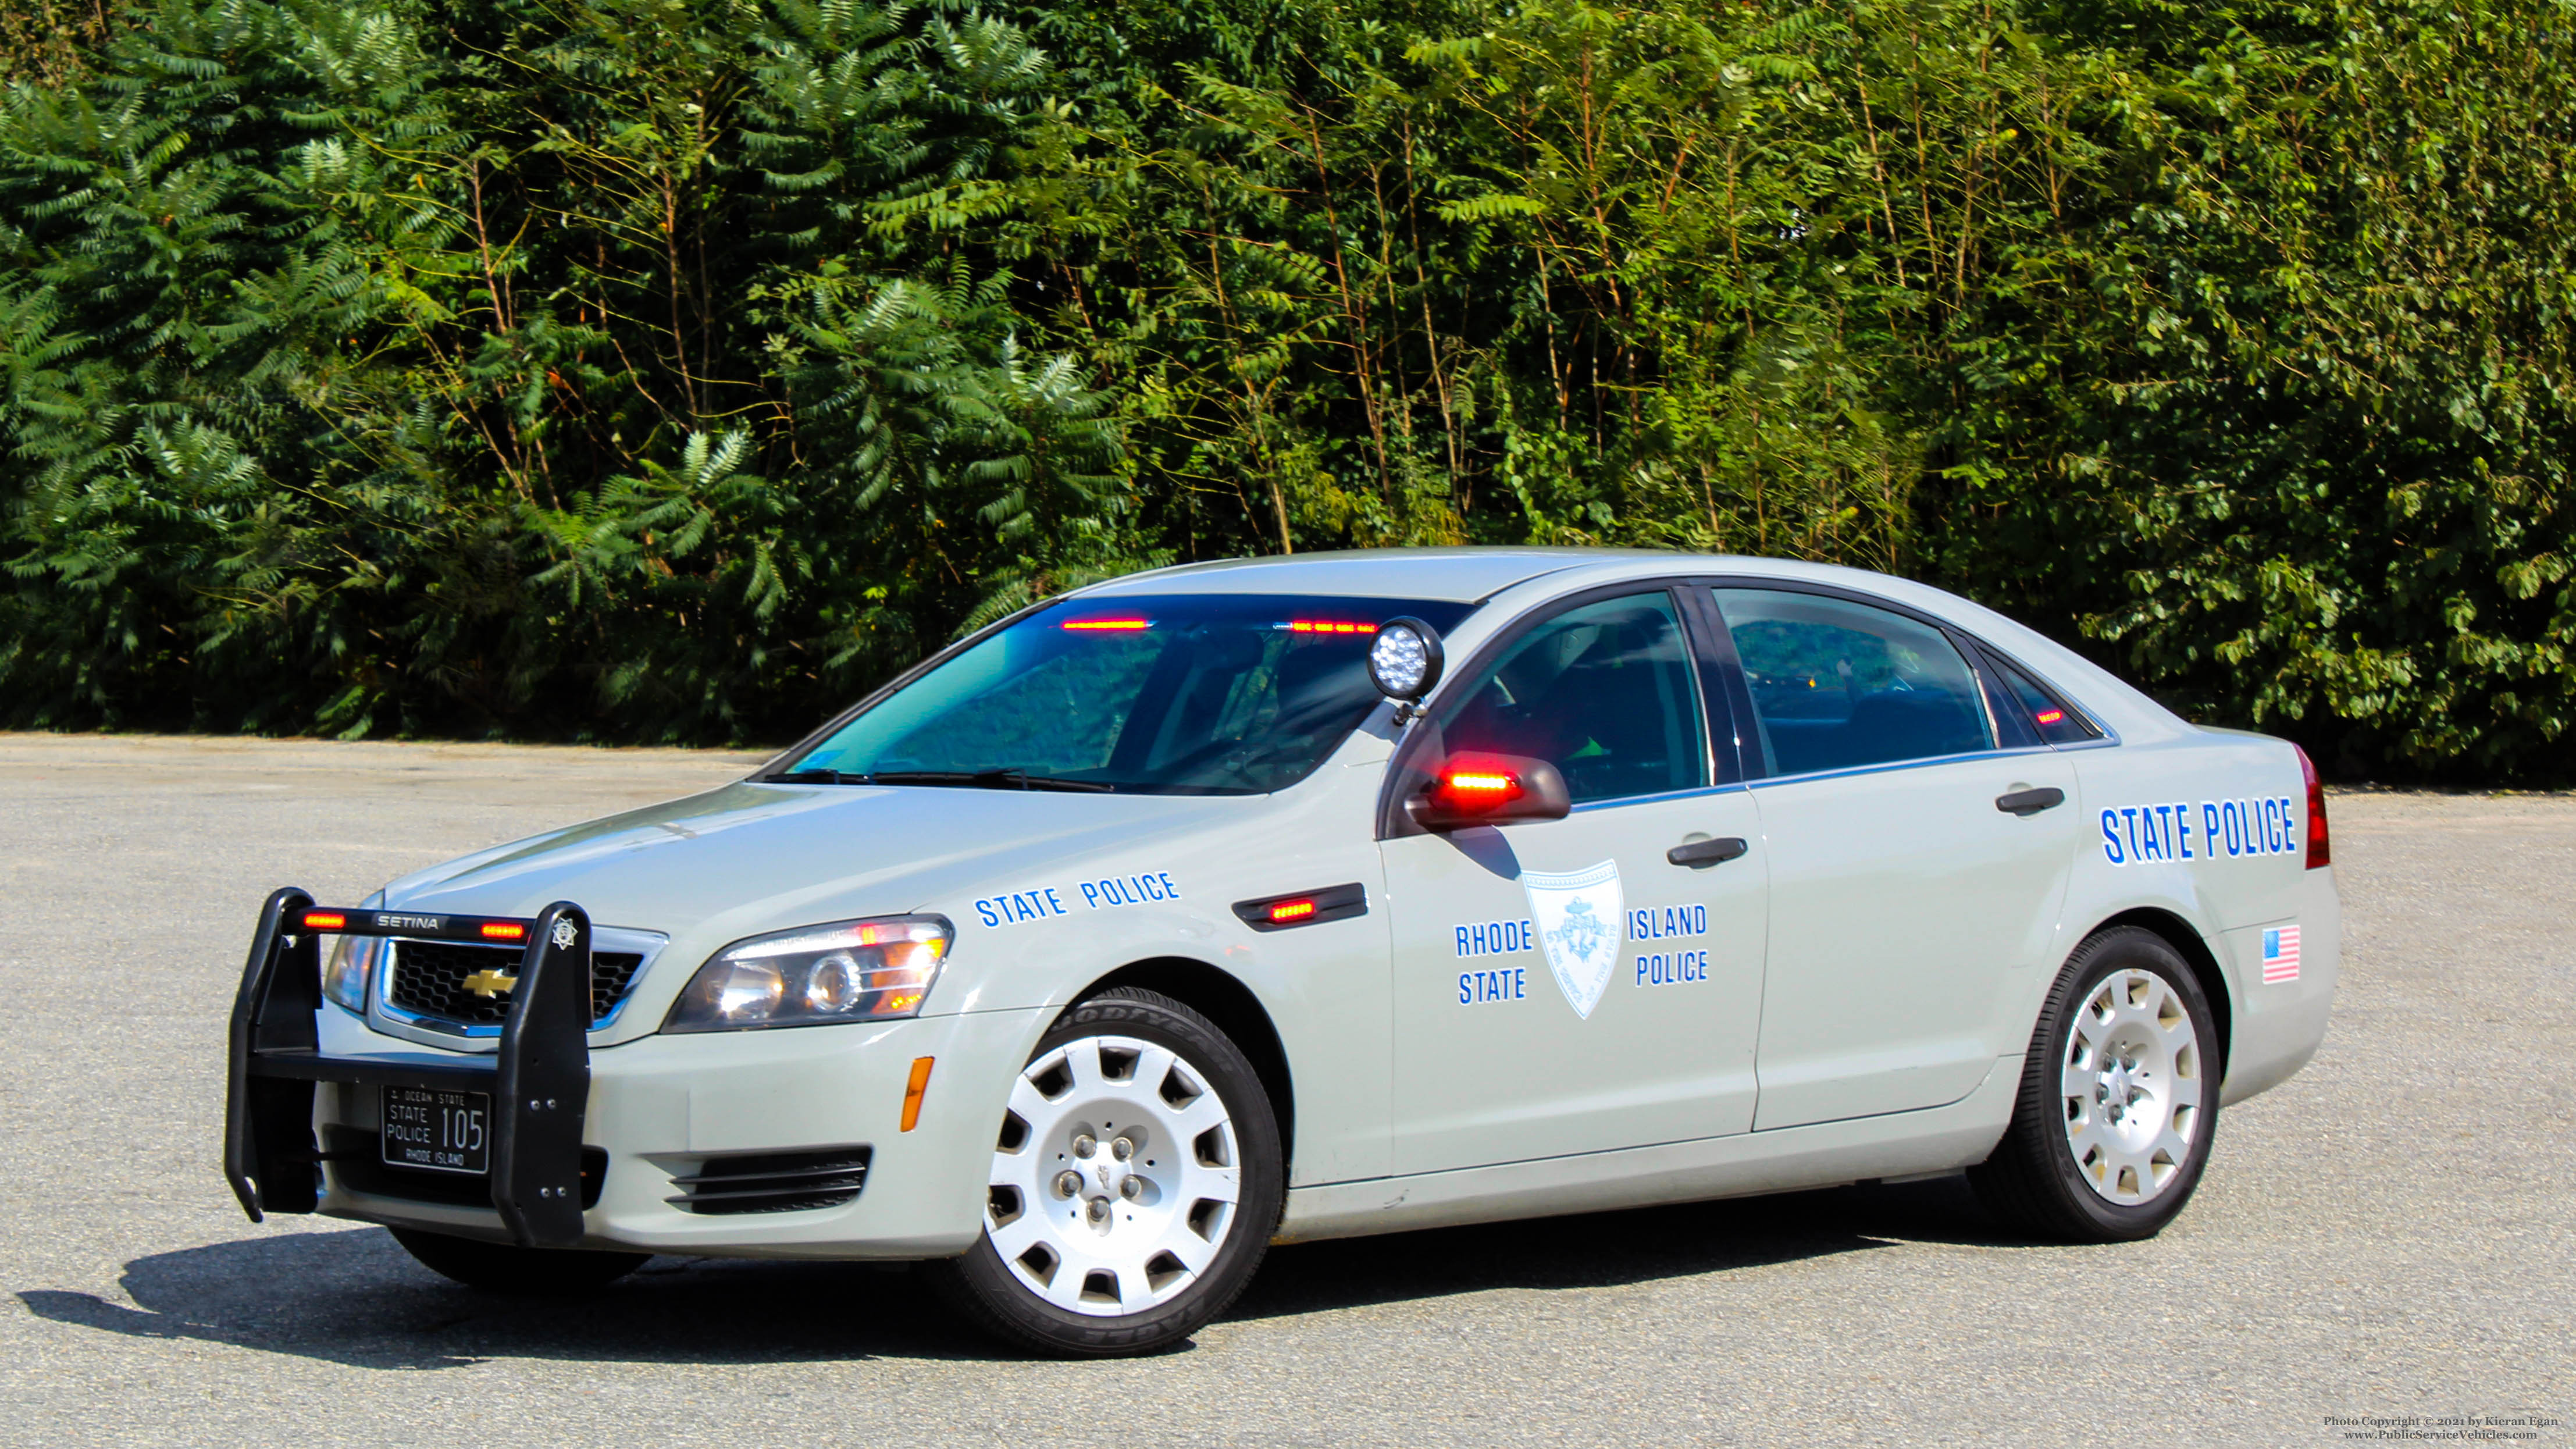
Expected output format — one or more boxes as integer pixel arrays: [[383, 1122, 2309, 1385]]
[[380, 781, 1244, 939]]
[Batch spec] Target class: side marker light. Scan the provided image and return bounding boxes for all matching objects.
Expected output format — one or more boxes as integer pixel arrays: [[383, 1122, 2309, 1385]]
[[901, 1057, 935, 1132]]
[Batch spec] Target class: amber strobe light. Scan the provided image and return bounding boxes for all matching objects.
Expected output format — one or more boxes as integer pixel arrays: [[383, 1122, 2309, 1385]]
[[900, 1057, 935, 1131]]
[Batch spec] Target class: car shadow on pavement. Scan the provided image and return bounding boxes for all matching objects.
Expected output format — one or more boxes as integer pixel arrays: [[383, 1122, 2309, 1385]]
[[16, 1175, 2021, 1368], [1233, 1173, 2014, 1322]]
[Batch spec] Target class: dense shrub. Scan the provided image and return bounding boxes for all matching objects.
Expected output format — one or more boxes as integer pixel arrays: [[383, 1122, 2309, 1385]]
[[1, 0, 2567, 780]]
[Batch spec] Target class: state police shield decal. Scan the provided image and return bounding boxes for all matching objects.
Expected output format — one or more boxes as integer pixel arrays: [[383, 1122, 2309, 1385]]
[[1522, 860, 1624, 1020]]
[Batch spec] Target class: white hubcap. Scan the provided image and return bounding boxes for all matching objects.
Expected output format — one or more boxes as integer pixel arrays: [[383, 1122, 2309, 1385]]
[[2062, 968, 2204, 1205], [984, 1034, 1241, 1316]]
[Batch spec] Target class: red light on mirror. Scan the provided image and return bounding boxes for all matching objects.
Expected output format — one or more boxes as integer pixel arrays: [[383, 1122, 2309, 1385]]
[[1434, 755, 1527, 813]]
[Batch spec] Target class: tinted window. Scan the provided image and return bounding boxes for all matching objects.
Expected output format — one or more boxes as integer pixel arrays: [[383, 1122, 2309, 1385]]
[[786, 594, 1474, 795], [1715, 589, 1993, 775], [1430, 592, 1707, 805], [1988, 656, 2104, 745]]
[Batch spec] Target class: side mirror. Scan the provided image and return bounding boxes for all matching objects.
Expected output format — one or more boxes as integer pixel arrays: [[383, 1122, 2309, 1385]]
[[1410, 752, 1573, 830]]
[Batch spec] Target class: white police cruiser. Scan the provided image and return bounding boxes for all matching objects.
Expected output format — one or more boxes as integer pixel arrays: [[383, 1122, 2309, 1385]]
[[223, 549, 2339, 1355]]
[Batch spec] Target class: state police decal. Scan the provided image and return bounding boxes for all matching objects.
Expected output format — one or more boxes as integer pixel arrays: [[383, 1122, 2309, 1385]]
[[1522, 861, 1624, 1020]]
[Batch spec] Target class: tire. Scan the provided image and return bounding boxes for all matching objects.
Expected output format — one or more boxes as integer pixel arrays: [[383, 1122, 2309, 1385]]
[[927, 987, 1286, 1357], [1969, 926, 2223, 1243], [389, 1227, 649, 1294]]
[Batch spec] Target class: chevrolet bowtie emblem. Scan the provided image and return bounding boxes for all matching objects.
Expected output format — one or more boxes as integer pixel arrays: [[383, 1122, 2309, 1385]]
[[462, 968, 519, 998]]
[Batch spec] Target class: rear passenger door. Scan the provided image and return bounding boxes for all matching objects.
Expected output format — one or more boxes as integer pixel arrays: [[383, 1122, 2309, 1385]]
[[1709, 586, 2081, 1131]]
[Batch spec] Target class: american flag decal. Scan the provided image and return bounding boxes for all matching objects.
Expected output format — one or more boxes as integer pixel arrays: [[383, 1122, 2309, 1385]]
[[2261, 924, 2301, 984]]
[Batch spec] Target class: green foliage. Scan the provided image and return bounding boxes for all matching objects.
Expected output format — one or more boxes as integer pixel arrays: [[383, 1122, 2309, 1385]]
[[0, 0, 1143, 739], [0, 0, 2568, 780]]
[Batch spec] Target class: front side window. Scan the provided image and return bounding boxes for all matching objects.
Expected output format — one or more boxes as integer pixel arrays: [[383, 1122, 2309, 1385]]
[[1427, 591, 1708, 806], [1715, 588, 1993, 776], [781, 594, 1474, 795]]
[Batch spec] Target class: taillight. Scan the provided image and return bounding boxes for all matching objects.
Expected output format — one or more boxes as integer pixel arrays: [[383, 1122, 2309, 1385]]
[[2296, 745, 2331, 869]]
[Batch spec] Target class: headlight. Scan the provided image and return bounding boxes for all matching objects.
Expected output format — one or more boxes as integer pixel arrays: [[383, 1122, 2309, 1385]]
[[664, 916, 951, 1033], [320, 890, 387, 1013]]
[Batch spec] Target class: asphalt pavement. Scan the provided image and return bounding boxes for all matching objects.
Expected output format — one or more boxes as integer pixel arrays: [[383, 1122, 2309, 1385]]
[[1, 734, 2567, 1447]]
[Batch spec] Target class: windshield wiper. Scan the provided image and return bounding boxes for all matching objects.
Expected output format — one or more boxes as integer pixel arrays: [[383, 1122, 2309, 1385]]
[[872, 768, 1117, 793], [765, 767, 1114, 792]]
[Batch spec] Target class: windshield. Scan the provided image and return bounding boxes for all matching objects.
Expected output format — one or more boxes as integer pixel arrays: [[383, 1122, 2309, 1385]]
[[778, 594, 1478, 795]]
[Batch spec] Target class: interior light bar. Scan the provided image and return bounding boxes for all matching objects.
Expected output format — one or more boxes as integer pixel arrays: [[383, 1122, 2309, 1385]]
[[1282, 621, 1378, 633], [1062, 618, 1152, 631]]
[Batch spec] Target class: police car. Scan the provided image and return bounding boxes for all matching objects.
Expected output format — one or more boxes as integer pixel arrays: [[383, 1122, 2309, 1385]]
[[223, 549, 2339, 1356]]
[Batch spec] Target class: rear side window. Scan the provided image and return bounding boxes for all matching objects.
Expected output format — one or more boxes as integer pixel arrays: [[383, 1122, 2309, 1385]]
[[1987, 656, 2105, 746], [1714, 588, 1994, 776]]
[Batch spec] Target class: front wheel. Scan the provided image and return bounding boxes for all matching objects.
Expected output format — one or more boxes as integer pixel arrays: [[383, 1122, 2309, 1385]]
[[928, 988, 1285, 1357], [1969, 926, 2222, 1242]]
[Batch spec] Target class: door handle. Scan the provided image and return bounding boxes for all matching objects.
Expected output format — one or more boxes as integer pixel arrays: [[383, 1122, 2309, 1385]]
[[1666, 836, 1750, 867], [1995, 788, 2066, 816]]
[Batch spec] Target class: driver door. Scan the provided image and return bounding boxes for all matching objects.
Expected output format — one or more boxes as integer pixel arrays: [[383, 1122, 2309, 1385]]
[[1378, 588, 1769, 1175]]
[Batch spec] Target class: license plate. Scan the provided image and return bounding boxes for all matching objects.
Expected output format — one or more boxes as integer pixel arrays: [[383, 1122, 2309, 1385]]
[[380, 1086, 490, 1175]]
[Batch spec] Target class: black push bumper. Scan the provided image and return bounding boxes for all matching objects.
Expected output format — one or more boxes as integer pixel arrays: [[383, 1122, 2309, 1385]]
[[223, 888, 598, 1247]]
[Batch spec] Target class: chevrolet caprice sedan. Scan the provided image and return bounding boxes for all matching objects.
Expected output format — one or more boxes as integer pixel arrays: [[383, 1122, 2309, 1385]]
[[224, 549, 2339, 1355]]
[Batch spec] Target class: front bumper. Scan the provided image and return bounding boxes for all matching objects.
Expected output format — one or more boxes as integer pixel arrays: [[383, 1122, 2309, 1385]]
[[225, 887, 1049, 1260], [313, 1003, 1049, 1258]]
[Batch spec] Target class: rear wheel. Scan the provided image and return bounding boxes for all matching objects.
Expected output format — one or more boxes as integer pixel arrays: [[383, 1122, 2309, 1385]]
[[1970, 926, 2222, 1242], [389, 1227, 649, 1294], [928, 988, 1285, 1357]]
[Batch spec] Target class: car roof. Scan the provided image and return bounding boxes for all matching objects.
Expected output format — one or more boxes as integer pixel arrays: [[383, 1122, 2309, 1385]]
[[1074, 547, 1679, 602]]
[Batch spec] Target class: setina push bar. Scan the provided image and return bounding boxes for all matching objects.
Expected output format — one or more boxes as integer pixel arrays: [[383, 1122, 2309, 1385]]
[[223, 888, 597, 1248]]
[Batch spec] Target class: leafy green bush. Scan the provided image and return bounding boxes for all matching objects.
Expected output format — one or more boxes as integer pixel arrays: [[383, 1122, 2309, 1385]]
[[2, 0, 2568, 781]]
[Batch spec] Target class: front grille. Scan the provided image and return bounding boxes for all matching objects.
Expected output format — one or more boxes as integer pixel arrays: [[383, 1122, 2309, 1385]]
[[384, 939, 646, 1027], [326, 1126, 607, 1208], [667, 1148, 871, 1216]]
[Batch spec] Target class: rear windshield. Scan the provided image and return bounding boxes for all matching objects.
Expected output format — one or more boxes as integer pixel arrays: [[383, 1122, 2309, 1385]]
[[779, 594, 1477, 795]]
